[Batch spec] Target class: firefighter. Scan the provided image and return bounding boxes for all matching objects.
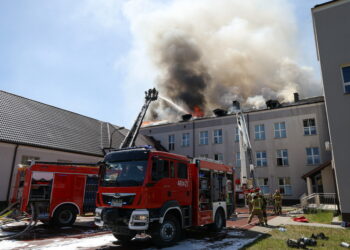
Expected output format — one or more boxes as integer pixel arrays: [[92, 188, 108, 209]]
[[246, 190, 253, 214], [273, 189, 282, 215], [259, 191, 268, 226], [247, 193, 264, 225]]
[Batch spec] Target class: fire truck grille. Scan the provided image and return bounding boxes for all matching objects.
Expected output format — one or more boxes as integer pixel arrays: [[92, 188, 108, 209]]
[[102, 194, 135, 206]]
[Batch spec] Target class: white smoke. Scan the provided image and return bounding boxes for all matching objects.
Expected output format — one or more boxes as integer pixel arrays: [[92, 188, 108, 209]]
[[123, 0, 322, 120]]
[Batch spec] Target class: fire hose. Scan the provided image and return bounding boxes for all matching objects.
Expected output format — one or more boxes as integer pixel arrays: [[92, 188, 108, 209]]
[[0, 203, 37, 240]]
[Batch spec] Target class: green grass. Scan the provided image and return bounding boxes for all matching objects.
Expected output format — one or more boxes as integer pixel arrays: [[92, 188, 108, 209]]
[[304, 211, 334, 224], [244, 225, 350, 250]]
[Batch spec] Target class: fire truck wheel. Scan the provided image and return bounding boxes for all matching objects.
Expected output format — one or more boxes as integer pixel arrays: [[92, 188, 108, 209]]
[[112, 233, 136, 244], [210, 208, 226, 232], [151, 214, 181, 247], [53, 205, 78, 227]]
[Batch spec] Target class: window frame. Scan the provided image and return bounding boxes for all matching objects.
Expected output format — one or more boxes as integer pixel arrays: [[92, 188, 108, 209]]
[[168, 134, 175, 151], [213, 129, 223, 144], [257, 177, 269, 194], [256, 151, 267, 167], [235, 127, 239, 142], [255, 124, 266, 140], [274, 122, 287, 138], [278, 177, 292, 196], [306, 147, 320, 165], [199, 131, 209, 145], [341, 65, 350, 94], [276, 149, 289, 166], [181, 133, 190, 147], [235, 152, 241, 168], [214, 153, 223, 161], [303, 118, 317, 135]]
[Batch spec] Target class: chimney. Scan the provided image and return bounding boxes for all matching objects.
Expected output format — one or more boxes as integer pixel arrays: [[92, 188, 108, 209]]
[[294, 92, 299, 102], [213, 109, 227, 117], [182, 114, 192, 121]]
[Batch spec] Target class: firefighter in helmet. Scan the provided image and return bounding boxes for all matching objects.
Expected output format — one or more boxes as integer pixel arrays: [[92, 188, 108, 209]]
[[273, 189, 282, 215], [247, 192, 264, 225], [257, 189, 268, 226], [246, 189, 253, 214]]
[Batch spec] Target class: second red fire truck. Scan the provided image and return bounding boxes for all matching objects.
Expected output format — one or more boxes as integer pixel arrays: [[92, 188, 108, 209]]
[[94, 147, 235, 247], [9, 162, 99, 226]]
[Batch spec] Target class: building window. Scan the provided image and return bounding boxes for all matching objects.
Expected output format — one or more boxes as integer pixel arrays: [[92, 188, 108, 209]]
[[199, 131, 209, 145], [200, 154, 209, 158], [235, 127, 239, 142], [278, 177, 292, 195], [306, 147, 320, 165], [21, 155, 40, 165], [276, 149, 288, 166], [303, 118, 316, 135], [256, 151, 267, 167], [168, 134, 175, 151], [257, 178, 269, 194], [341, 65, 350, 94], [274, 122, 286, 138], [255, 124, 265, 140], [236, 152, 241, 168], [181, 133, 190, 147], [214, 153, 223, 161], [213, 129, 223, 144]]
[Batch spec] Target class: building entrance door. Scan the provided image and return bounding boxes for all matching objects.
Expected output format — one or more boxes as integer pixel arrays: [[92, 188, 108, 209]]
[[312, 173, 323, 193]]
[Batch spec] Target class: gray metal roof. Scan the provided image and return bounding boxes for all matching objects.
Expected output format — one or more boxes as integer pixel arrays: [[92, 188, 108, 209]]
[[0, 90, 152, 156]]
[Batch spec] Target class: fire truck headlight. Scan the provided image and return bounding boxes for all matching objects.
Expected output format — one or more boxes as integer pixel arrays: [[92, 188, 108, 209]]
[[129, 209, 149, 230], [133, 215, 148, 221]]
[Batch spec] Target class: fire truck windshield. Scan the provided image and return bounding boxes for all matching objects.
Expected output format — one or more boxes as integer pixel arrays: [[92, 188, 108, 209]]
[[101, 161, 147, 187]]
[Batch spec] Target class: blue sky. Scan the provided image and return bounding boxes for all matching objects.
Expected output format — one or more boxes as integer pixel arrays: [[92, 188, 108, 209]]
[[0, 0, 325, 128]]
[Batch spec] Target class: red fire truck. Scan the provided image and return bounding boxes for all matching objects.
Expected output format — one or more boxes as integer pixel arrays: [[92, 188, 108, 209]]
[[94, 147, 235, 247], [10, 162, 99, 226]]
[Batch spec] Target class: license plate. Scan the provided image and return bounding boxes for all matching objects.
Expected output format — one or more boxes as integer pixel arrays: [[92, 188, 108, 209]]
[[111, 199, 123, 207]]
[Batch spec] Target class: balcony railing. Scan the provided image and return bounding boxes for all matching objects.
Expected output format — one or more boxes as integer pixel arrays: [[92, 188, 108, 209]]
[[300, 193, 338, 211]]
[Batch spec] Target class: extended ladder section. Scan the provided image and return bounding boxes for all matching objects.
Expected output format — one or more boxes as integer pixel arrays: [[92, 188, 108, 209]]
[[119, 88, 158, 149], [232, 101, 256, 188]]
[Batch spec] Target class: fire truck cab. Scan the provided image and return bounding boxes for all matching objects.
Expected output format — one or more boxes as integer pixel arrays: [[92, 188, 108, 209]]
[[10, 162, 99, 226], [95, 147, 235, 247]]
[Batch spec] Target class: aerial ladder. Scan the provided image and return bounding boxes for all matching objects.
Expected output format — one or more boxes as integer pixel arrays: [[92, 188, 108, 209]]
[[119, 88, 158, 149], [232, 101, 256, 189]]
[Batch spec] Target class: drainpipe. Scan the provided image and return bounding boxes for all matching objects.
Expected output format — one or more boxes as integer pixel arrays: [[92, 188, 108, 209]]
[[332, 167, 341, 215], [7, 144, 19, 202]]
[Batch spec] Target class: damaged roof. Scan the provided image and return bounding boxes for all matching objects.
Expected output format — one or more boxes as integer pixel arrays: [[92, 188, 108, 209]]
[[0, 90, 153, 156], [142, 95, 325, 128]]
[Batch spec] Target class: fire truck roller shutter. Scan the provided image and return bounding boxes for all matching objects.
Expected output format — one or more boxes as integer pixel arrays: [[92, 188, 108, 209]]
[[159, 201, 183, 227]]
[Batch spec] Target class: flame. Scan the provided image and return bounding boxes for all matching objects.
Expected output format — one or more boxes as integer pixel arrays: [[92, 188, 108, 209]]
[[192, 106, 204, 118]]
